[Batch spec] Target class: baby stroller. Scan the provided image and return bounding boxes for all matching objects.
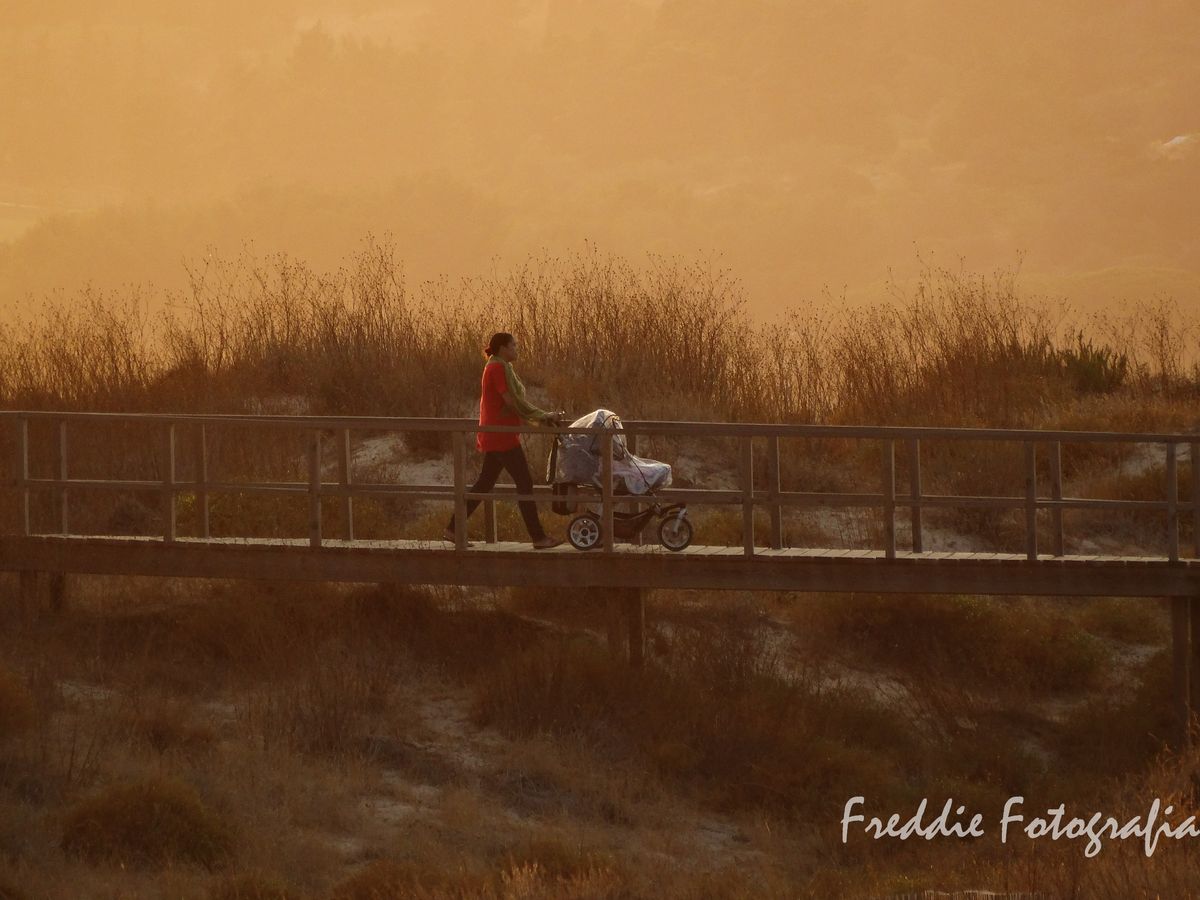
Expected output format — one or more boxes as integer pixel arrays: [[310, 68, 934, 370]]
[[546, 409, 693, 551]]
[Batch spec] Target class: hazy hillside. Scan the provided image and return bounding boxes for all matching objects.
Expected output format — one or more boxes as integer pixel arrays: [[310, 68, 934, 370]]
[[2, 0, 1197, 318]]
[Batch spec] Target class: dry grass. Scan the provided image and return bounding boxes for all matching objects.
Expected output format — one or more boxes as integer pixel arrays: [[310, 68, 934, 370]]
[[474, 611, 924, 819], [209, 871, 296, 900], [798, 593, 1108, 694], [116, 696, 219, 757], [240, 650, 398, 760], [325, 854, 630, 900], [0, 573, 1193, 898], [1076, 596, 1168, 645]]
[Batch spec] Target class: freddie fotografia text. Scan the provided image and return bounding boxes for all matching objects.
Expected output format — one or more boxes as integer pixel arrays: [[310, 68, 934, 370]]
[[842, 796, 1200, 858]]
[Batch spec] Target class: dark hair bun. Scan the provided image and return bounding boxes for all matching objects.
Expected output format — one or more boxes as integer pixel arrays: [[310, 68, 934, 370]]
[[484, 331, 514, 358]]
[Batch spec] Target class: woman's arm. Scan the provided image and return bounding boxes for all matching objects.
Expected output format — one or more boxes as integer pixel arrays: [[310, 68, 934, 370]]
[[500, 362, 555, 423]]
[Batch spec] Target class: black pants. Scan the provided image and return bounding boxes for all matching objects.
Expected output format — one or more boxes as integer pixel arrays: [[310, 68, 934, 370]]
[[446, 445, 546, 540]]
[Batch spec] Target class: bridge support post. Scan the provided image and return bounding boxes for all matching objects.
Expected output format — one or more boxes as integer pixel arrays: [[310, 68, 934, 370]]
[[625, 588, 645, 671], [626, 433, 642, 546], [602, 587, 645, 670], [1191, 592, 1200, 742], [605, 590, 622, 661], [16, 570, 67, 624], [48, 572, 66, 615], [1171, 596, 1191, 748], [18, 570, 37, 624]]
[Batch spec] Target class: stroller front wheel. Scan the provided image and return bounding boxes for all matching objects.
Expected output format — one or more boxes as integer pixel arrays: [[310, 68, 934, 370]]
[[567, 513, 602, 551], [658, 515, 692, 551]]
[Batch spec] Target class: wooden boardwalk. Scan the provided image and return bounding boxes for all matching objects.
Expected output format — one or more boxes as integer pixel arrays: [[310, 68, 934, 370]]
[[3, 409, 1200, 741], [2, 409, 1199, 596], [3, 533, 1198, 596]]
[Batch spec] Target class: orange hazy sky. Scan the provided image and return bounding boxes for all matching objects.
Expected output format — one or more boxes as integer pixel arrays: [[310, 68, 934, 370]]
[[1, 0, 1197, 320]]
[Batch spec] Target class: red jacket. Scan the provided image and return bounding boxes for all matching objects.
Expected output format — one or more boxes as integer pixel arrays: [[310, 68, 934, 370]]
[[477, 360, 520, 452]]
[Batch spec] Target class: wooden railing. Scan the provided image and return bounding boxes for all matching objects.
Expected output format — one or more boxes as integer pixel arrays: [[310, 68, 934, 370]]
[[4, 411, 1199, 561]]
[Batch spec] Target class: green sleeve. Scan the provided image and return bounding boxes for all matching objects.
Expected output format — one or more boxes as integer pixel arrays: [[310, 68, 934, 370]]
[[502, 362, 553, 423]]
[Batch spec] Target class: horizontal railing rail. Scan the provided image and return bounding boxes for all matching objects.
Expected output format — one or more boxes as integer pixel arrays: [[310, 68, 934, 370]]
[[3, 410, 1198, 560], [3, 409, 1200, 443]]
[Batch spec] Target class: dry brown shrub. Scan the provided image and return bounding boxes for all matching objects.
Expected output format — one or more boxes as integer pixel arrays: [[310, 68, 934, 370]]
[[495, 861, 629, 900], [60, 775, 234, 869], [474, 626, 914, 818], [498, 834, 619, 881], [805, 593, 1106, 695], [210, 871, 295, 900], [118, 696, 218, 756], [327, 858, 486, 900], [327, 855, 630, 900]]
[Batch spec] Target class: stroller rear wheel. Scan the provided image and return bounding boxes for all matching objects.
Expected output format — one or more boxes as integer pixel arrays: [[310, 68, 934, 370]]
[[567, 513, 602, 551], [658, 515, 692, 551]]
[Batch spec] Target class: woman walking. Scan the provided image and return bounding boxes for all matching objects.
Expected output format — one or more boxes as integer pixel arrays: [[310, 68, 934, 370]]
[[444, 332, 563, 549]]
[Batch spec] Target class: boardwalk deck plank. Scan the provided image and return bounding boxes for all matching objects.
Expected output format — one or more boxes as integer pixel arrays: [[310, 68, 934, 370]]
[[22, 533, 1200, 568], [4, 533, 1196, 598]]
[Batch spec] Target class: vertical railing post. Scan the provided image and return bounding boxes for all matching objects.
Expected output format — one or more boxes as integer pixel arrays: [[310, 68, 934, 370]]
[[1190, 592, 1200, 734], [484, 498, 497, 543], [1050, 440, 1064, 556], [1024, 441, 1038, 561], [741, 436, 755, 557], [626, 430, 643, 546], [880, 439, 896, 559], [195, 423, 210, 539], [308, 429, 322, 548], [907, 437, 921, 553], [18, 570, 37, 624], [1172, 595, 1192, 749], [601, 429, 614, 552], [53, 419, 67, 535], [338, 427, 354, 541], [626, 588, 645, 671], [452, 430, 468, 551], [1191, 588, 1200, 732], [605, 589, 622, 660], [767, 434, 783, 550], [162, 422, 176, 543], [1167, 443, 1179, 563], [18, 418, 30, 536]]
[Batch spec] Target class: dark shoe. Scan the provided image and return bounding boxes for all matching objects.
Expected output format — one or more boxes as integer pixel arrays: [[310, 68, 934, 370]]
[[532, 536, 563, 549]]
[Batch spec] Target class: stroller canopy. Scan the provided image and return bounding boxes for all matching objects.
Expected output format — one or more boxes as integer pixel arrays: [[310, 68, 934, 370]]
[[550, 409, 672, 495]]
